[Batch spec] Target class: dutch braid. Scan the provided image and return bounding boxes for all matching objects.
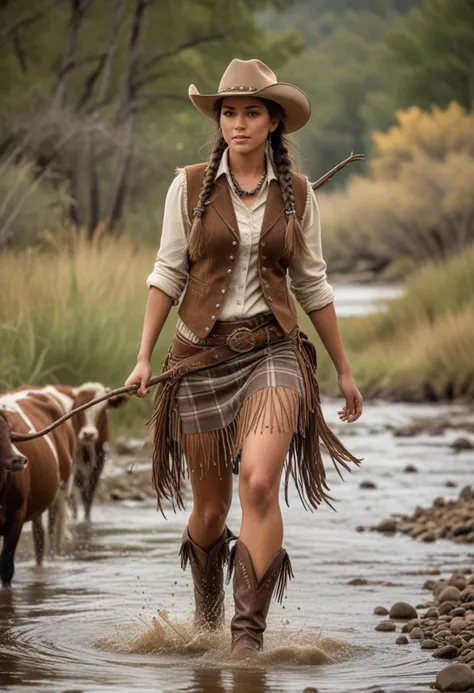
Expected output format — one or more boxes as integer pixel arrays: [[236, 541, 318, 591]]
[[186, 132, 227, 260], [270, 129, 308, 258]]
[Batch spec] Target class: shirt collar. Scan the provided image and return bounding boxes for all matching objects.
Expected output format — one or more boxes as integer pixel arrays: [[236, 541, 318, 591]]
[[215, 146, 277, 185]]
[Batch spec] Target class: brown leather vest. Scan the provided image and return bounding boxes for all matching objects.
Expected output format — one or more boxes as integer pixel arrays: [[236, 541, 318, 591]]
[[177, 163, 308, 339]]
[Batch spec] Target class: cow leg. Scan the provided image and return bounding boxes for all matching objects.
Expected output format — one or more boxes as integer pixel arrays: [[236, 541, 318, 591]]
[[48, 482, 71, 554], [32, 516, 45, 566], [82, 450, 105, 521], [1, 512, 24, 587]]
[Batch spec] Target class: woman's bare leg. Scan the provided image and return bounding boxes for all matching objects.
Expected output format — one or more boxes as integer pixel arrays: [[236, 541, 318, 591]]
[[183, 435, 233, 550], [238, 387, 297, 579]]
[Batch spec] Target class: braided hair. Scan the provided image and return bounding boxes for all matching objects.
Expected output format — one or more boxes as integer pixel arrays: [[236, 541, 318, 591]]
[[186, 129, 227, 260], [186, 97, 308, 261]]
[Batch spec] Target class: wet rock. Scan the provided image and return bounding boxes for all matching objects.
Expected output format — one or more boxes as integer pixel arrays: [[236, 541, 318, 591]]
[[396, 635, 409, 645], [303, 689, 319, 693], [402, 618, 420, 633], [375, 621, 396, 632], [434, 645, 460, 659], [348, 577, 368, 585], [425, 581, 438, 592], [374, 606, 389, 616], [439, 587, 463, 605], [410, 627, 424, 639], [376, 518, 398, 533], [404, 464, 418, 473], [435, 663, 474, 691], [356, 525, 366, 532], [422, 639, 441, 649], [426, 607, 440, 618], [446, 481, 458, 488], [440, 602, 459, 616], [451, 438, 474, 452], [360, 480, 377, 489], [389, 602, 418, 620], [460, 486, 474, 500], [451, 619, 468, 634]]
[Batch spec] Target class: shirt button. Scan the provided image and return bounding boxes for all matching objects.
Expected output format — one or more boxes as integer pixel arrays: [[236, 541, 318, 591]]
[[216, 303, 221, 308], [229, 255, 235, 260], [221, 289, 226, 294], [204, 327, 210, 332], [268, 297, 273, 302], [211, 315, 216, 320], [261, 255, 266, 260], [232, 241, 237, 246], [261, 241, 266, 247], [262, 267, 267, 271], [227, 269, 232, 274], [264, 283, 269, 288]]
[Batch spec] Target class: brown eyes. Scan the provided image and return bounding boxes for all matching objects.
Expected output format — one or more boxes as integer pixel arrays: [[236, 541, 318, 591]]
[[222, 111, 259, 117]]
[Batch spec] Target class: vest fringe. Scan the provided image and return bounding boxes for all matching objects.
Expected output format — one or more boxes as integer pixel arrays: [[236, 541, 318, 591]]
[[148, 332, 361, 516]]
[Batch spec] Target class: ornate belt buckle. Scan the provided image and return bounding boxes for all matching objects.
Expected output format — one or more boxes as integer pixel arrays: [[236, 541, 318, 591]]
[[226, 327, 256, 353]]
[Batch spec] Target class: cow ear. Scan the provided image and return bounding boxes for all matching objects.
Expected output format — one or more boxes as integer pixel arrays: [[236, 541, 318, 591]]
[[109, 394, 129, 409]]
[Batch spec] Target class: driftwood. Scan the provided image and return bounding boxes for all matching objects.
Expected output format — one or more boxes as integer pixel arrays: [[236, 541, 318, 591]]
[[9, 151, 364, 442]]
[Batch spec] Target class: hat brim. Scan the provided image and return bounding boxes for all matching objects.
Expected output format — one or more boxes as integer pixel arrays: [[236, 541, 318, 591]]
[[188, 82, 311, 134]]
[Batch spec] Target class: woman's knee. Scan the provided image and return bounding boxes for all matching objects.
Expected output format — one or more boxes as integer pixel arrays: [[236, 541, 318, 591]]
[[239, 471, 279, 515], [192, 498, 231, 529]]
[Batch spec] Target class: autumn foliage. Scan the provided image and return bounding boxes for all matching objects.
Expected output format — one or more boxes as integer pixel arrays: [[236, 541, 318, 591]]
[[319, 103, 474, 276]]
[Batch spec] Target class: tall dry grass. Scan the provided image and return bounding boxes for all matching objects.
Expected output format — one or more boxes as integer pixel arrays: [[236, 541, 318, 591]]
[[0, 229, 172, 433], [309, 245, 474, 400]]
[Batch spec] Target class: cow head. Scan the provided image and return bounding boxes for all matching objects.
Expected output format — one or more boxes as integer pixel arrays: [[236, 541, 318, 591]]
[[70, 382, 128, 519], [0, 412, 27, 472]]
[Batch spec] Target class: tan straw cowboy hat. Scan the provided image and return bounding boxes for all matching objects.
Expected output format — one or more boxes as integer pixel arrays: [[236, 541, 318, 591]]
[[188, 58, 311, 134]]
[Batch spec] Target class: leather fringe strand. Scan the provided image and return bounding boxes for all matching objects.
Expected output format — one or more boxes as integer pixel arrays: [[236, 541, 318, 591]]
[[148, 332, 362, 515]]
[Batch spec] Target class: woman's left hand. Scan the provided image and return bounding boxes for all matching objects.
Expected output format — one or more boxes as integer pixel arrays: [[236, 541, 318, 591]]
[[337, 372, 363, 423]]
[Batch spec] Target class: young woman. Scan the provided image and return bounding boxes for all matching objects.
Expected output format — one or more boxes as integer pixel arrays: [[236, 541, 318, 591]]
[[125, 58, 363, 660]]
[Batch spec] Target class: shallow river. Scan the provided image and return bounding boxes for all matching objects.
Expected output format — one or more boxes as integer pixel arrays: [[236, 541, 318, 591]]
[[1, 285, 473, 693]]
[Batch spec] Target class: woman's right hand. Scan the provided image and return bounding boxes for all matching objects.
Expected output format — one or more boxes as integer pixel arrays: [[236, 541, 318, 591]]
[[125, 360, 152, 398]]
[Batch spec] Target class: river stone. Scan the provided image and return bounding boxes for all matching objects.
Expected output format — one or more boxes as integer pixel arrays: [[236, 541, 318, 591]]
[[439, 587, 463, 604], [451, 438, 474, 452], [303, 689, 319, 693], [422, 639, 440, 649], [452, 608, 467, 618], [404, 464, 418, 473], [389, 602, 418, 620], [435, 663, 474, 691], [434, 645, 460, 659], [376, 519, 397, 533], [374, 606, 389, 616], [396, 635, 409, 644], [376, 621, 396, 632], [426, 607, 440, 618], [451, 619, 468, 634], [410, 627, 424, 639], [348, 577, 368, 585], [360, 480, 377, 489], [441, 602, 459, 616]]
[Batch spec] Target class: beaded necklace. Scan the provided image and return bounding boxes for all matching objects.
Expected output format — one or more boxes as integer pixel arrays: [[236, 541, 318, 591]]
[[228, 158, 267, 197]]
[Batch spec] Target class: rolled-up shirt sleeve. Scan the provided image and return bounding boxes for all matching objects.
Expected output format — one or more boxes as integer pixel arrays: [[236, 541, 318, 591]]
[[146, 171, 189, 305], [288, 181, 335, 313]]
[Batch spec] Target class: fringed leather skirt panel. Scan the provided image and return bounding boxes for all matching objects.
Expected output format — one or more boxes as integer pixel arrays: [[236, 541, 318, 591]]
[[149, 313, 361, 514]]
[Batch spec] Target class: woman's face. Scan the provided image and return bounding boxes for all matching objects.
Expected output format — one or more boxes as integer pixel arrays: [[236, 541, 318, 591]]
[[219, 96, 279, 155]]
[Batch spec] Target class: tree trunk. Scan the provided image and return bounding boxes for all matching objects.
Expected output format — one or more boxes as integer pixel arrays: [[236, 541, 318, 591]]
[[105, 0, 147, 231]]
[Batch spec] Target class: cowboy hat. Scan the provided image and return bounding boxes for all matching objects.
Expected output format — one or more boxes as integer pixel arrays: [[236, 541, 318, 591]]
[[188, 58, 311, 134]]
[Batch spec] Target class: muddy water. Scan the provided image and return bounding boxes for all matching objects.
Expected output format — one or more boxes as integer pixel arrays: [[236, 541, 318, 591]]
[[2, 284, 473, 692], [1, 399, 473, 693]]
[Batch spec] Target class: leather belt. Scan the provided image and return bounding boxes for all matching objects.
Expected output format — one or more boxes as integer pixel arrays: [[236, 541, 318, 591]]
[[171, 321, 287, 380]]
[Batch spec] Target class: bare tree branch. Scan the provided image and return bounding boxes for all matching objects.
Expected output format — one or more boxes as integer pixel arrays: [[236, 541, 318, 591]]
[[141, 31, 231, 74], [76, 0, 126, 112], [53, 0, 94, 108], [106, 0, 148, 229], [0, 0, 68, 50]]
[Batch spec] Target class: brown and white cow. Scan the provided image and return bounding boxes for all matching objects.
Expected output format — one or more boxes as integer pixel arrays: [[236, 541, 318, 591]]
[[0, 389, 74, 586], [14, 383, 128, 521]]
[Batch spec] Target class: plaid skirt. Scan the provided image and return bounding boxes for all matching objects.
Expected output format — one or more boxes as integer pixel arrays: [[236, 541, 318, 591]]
[[150, 313, 361, 514], [173, 313, 305, 436]]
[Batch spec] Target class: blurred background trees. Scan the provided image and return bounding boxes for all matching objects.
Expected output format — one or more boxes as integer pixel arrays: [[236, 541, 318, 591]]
[[0, 0, 473, 268]]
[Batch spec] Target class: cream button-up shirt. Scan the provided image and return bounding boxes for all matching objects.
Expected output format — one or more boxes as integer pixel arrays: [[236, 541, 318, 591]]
[[147, 147, 334, 340]]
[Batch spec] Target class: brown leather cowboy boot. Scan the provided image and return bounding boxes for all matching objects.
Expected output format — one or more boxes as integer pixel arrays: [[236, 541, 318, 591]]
[[228, 539, 294, 660], [179, 526, 235, 631]]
